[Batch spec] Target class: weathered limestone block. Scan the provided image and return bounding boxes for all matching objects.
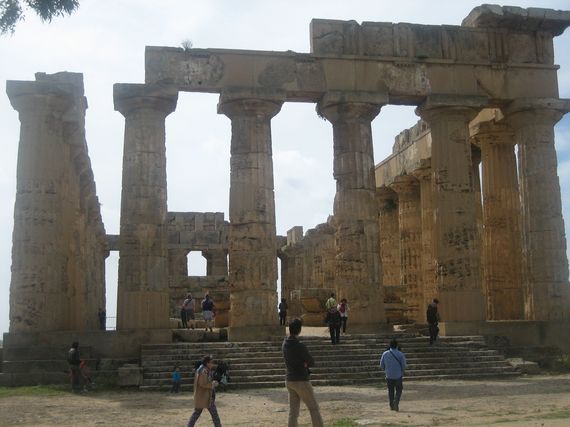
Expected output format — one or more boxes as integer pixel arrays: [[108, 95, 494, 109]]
[[391, 175, 423, 323], [506, 98, 570, 320], [218, 89, 284, 340], [417, 97, 485, 322], [471, 119, 524, 320], [319, 91, 387, 329], [114, 83, 178, 330]]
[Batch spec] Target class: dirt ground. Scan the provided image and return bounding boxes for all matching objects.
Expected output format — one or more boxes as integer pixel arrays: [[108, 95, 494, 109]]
[[1, 374, 569, 426]]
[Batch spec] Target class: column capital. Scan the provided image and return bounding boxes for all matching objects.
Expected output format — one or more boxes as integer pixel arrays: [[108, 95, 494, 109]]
[[470, 120, 515, 147], [113, 83, 178, 117], [411, 159, 432, 181], [504, 98, 570, 127], [390, 174, 420, 198], [416, 95, 487, 123], [317, 91, 386, 123], [217, 88, 285, 119], [6, 80, 74, 115]]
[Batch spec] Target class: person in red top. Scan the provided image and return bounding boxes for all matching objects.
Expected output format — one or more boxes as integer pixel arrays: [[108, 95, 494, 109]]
[[337, 298, 349, 334]]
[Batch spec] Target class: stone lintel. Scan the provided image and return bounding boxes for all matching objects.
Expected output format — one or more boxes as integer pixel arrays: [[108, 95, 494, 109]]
[[35, 71, 85, 96], [462, 5, 570, 37], [107, 234, 120, 252], [505, 97, 570, 116], [419, 94, 490, 111], [113, 83, 178, 116]]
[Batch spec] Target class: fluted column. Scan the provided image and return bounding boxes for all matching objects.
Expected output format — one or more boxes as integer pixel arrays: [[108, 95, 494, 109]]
[[472, 121, 524, 320], [377, 187, 400, 286], [417, 101, 485, 321], [412, 161, 436, 322], [506, 98, 570, 320], [114, 83, 178, 330], [7, 81, 74, 332], [391, 175, 423, 323], [319, 92, 387, 329], [218, 89, 284, 340]]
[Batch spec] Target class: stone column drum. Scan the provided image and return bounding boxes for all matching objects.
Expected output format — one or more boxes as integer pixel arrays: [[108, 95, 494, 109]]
[[507, 99, 570, 320], [391, 175, 423, 323], [114, 84, 178, 330], [376, 187, 400, 286], [472, 121, 524, 320], [7, 81, 74, 332], [218, 89, 285, 340], [418, 103, 485, 322], [319, 92, 387, 329]]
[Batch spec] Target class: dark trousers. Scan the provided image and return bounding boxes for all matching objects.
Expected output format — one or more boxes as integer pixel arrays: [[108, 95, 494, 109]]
[[70, 365, 82, 392], [170, 381, 180, 393], [386, 377, 403, 409], [329, 325, 340, 344], [181, 309, 188, 329], [429, 323, 439, 344], [187, 403, 222, 427], [279, 312, 287, 326], [340, 317, 347, 333]]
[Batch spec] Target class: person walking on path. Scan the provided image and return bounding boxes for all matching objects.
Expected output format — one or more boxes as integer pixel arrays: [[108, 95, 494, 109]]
[[183, 293, 196, 330], [337, 298, 349, 333], [282, 318, 324, 427], [201, 294, 215, 332], [326, 307, 341, 345], [67, 341, 83, 393], [325, 293, 337, 311], [171, 364, 182, 393], [380, 339, 407, 412], [426, 298, 440, 345], [187, 355, 222, 427], [278, 298, 288, 326]]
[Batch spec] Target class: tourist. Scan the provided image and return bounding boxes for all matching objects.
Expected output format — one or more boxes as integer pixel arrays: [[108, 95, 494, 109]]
[[380, 339, 407, 411], [282, 318, 324, 427], [325, 293, 337, 311], [171, 364, 182, 393], [80, 359, 95, 390], [426, 298, 440, 345], [337, 298, 348, 333], [67, 341, 82, 393], [98, 307, 106, 331], [202, 294, 215, 332], [326, 307, 341, 345], [183, 293, 196, 330], [187, 355, 221, 427], [279, 297, 288, 326]]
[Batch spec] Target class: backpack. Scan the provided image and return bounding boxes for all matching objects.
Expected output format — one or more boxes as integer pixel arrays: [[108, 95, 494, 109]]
[[339, 303, 346, 314]]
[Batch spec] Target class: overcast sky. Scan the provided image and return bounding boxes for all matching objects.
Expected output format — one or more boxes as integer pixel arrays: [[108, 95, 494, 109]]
[[1, 0, 569, 335]]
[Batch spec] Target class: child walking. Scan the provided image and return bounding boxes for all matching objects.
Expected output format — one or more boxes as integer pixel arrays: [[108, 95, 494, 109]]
[[171, 365, 182, 393]]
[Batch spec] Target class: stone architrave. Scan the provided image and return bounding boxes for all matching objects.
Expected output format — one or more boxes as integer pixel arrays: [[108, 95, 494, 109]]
[[218, 89, 285, 340], [412, 161, 436, 321], [506, 98, 570, 320], [319, 91, 387, 329], [376, 187, 400, 287], [6, 81, 75, 332], [391, 175, 423, 323], [114, 83, 178, 330], [417, 98, 485, 322], [472, 121, 525, 320]]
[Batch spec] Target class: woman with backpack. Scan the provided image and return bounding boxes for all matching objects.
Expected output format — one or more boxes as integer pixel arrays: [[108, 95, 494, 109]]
[[337, 298, 349, 334]]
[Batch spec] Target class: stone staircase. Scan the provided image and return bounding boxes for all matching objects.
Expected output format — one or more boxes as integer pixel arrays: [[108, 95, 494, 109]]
[[140, 334, 519, 391]]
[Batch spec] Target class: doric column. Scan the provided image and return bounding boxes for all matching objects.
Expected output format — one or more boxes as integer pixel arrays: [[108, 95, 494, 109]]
[[319, 91, 387, 329], [204, 249, 228, 276], [376, 187, 400, 286], [506, 98, 570, 320], [218, 89, 284, 340], [412, 161, 436, 322], [417, 99, 485, 321], [7, 80, 75, 332], [472, 121, 524, 320], [391, 175, 423, 323], [114, 83, 178, 330]]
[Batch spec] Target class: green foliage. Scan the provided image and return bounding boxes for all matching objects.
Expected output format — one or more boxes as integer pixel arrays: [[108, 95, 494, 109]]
[[1, 0, 80, 34], [553, 354, 570, 372]]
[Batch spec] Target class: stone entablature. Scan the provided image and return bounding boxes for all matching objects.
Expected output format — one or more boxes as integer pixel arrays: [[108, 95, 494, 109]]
[[167, 212, 227, 250]]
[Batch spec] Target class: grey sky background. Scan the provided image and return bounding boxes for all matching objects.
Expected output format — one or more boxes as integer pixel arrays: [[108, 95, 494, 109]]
[[1, 0, 569, 334]]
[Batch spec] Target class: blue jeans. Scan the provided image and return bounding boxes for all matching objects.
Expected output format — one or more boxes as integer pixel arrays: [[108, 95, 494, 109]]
[[386, 377, 403, 409]]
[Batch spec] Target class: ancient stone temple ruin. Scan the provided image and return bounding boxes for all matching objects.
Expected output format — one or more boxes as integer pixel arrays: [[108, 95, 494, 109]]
[[3, 5, 570, 384]]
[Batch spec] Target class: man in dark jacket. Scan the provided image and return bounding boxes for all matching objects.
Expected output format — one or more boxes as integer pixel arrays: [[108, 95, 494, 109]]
[[427, 298, 440, 345], [68, 341, 82, 392], [282, 318, 324, 427], [326, 308, 341, 345]]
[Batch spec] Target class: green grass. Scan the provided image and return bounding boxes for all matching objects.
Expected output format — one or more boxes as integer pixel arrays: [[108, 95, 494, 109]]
[[0, 385, 68, 398]]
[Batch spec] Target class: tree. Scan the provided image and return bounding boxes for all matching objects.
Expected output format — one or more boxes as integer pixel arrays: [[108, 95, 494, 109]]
[[1, 0, 80, 34]]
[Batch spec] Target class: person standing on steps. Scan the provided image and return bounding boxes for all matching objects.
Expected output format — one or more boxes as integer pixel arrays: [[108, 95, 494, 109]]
[[337, 298, 348, 334], [282, 318, 324, 427], [380, 339, 407, 412], [278, 297, 288, 326], [326, 307, 341, 345], [202, 293, 215, 332], [426, 298, 440, 345], [187, 355, 222, 427], [325, 293, 337, 311], [183, 293, 196, 330]]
